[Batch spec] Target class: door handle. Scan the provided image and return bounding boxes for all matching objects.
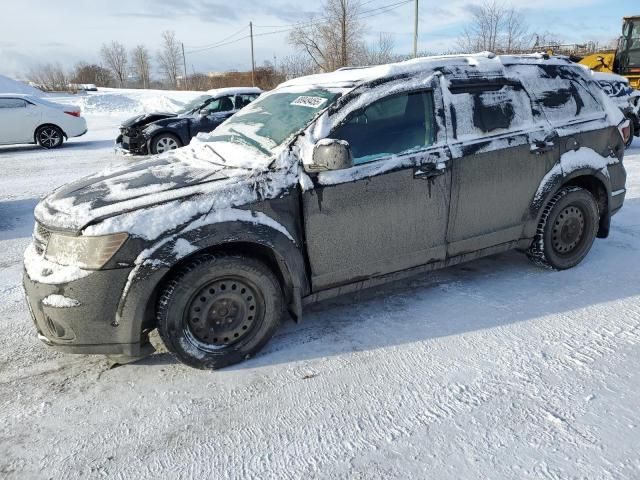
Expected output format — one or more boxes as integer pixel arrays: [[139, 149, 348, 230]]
[[414, 163, 446, 180], [530, 141, 555, 154]]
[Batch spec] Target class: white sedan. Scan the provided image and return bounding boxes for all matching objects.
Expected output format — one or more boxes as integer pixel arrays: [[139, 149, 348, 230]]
[[0, 94, 87, 149]]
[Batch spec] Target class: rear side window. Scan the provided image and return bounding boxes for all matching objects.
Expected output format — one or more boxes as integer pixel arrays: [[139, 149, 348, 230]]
[[508, 65, 604, 125], [332, 91, 436, 165], [0, 98, 27, 108], [447, 82, 534, 139], [234, 94, 258, 109]]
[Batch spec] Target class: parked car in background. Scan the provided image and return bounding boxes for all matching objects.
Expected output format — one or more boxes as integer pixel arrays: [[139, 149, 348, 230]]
[[592, 71, 640, 147], [116, 87, 262, 154], [0, 94, 86, 149], [24, 53, 628, 370]]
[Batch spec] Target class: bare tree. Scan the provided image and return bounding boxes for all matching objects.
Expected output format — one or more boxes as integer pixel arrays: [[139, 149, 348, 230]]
[[101, 41, 128, 87], [157, 30, 182, 88], [280, 54, 318, 79], [289, 0, 363, 72], [363, 33, 397, 66], [131, 45, 151, 89], [504, 6, 530, 52], [457, 1, 530, 54], [27, 63, 70, 91], [71, 62, 113, 87]]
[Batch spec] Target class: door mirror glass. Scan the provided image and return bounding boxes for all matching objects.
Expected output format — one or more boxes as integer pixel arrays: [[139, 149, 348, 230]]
[[309, 139, 353, 171]]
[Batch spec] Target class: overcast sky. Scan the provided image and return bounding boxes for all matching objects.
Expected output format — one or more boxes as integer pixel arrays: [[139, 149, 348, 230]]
[[1, 0, 637, 78]]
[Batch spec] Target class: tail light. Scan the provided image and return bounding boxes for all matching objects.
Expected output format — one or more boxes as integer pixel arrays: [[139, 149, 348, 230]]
[[64, 111, 81, 117], [618, 118, 631, 144]]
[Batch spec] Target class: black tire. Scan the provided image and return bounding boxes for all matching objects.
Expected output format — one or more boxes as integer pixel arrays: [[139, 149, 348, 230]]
[[156, 254, 283, 369], [35, 125, 64, 149], [150, 133, 182, 154], [527, 186, 599, 270]]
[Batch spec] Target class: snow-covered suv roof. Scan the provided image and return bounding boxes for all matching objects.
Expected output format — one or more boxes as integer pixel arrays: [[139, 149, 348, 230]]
[[278, 52, 579, 91]]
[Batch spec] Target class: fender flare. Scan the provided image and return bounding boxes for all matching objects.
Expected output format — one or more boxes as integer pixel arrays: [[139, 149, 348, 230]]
[[115, 220, 309, 346], [527, 166, 612, 239]]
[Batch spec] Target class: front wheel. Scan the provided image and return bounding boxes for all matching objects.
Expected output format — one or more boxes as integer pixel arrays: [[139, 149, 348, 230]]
[[36, 125, 64, 149], [156, 254, 283, 369], [527, 186, 599, 270], [150, 133, 181, 154]]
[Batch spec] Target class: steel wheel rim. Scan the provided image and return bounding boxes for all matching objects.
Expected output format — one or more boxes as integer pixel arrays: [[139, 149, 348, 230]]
[[552, 205, 585, 255], [184, 276, 263, 352], [39, 128, 61, 147], [156, 136, 178, 153]]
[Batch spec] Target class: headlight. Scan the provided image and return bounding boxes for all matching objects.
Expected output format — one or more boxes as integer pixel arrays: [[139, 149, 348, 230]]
[[45, 232, 128, 270]]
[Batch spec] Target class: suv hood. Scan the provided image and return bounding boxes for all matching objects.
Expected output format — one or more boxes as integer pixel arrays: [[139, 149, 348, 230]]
[[34, 151, 263, 233], [121, 112, 177, 129]]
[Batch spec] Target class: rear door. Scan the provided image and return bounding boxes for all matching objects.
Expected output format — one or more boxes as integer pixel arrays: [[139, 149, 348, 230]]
[[0, 98, 39, 144], [444, 78, 559, 256], [302, 87, 452, 291]]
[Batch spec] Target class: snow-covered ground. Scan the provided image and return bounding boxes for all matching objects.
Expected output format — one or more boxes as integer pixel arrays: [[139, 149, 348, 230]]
[[1, 89, 640, 478]]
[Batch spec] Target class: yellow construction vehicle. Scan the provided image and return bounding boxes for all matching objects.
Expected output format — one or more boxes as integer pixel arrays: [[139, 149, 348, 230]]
[[579, 15, 640, 89]]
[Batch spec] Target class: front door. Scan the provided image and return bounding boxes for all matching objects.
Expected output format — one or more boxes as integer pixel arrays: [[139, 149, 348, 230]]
[[192, 96, 235, 135], [302, 90, 452, 291]]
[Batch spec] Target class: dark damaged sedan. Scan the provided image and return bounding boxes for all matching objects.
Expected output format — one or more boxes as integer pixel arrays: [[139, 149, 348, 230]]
[[116, 87, 262, 154], [24, 53, 628, 369]]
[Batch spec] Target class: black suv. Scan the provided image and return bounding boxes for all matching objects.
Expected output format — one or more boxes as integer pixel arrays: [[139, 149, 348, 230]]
[[116, 87, 262, 154], [24, 53, 628, 369]]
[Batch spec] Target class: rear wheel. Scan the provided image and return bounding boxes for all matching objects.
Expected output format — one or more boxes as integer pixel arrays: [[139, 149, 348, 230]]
[[150, 133, 181, 154], [156, 254, 283, 369], [527, 186, 599, 270], [35, 125, 64, 149]]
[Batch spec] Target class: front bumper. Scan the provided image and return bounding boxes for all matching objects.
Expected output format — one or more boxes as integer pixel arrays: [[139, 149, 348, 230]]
[[117, 130, 148, 155], [23, 265, 148, 356]]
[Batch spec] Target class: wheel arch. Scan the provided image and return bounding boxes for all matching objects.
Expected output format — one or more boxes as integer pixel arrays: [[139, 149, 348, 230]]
[[116, 221, 309, 349], [529, 167, 611, 240], [34, 123, 67, 142], [144, 128, 188, 151]]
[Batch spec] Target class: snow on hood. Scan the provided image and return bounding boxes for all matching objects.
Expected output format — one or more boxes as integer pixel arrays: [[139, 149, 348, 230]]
[[35, 141, 297, 239]]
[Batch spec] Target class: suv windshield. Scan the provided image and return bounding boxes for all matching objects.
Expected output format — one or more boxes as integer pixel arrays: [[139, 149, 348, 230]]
[[208, 89, 341, 155], [177, 95, 212, 114]]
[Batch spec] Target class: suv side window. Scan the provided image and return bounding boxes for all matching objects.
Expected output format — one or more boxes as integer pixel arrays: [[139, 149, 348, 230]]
[[0, 98, 27, 108], [447, 82, 534, 139], [332, 91, 436, 165], [507, 65, 604, 125]]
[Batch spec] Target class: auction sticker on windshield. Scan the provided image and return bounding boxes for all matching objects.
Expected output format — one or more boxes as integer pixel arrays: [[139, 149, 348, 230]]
[[290, 96, 328, 108]]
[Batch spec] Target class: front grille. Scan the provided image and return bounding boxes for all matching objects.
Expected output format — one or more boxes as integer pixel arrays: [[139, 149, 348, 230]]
[[33, 222, 51, 255]]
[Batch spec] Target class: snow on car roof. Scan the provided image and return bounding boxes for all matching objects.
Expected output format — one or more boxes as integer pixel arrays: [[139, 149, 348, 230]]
[[205, 87, 263, 97], [278, 52, 577, 91]]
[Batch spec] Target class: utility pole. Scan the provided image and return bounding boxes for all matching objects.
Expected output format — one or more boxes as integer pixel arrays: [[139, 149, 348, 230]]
[[250, 21, 256, 87], [413, 0, 419, 58], [181, 42, 189, 89], [341, 1, 347, 67]]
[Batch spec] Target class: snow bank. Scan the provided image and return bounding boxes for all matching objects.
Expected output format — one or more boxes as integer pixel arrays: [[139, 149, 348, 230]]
[[47, 87, 205, 116], [0, 75, 44, 96]]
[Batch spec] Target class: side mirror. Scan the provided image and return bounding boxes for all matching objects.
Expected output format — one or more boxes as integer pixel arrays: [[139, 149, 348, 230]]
[[309, 139, 353, 171], [199, 109, 208, 116]]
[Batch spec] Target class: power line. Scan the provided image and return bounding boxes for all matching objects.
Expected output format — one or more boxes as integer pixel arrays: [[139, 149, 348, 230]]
[[184, 25, 249, 51], [186, 0, 413, 55], [253, 0, 412, 30]]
